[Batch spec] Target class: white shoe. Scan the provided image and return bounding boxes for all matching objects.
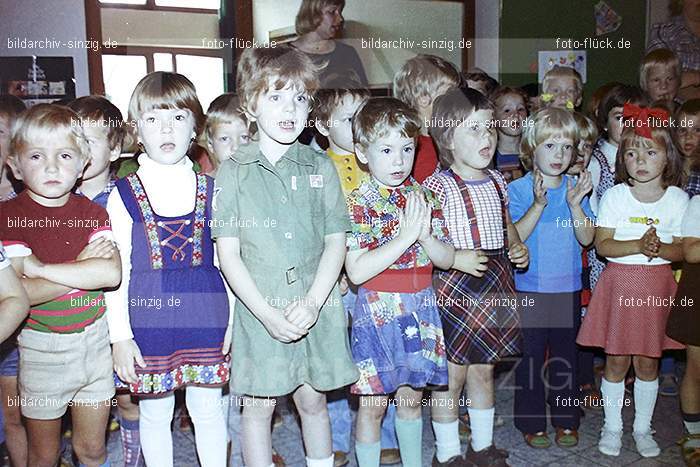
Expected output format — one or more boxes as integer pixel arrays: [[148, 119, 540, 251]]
[[633, 431, 660, 457], [598, 429, 622, 456]]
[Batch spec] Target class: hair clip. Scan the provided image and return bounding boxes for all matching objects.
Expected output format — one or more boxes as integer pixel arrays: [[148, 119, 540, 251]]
[[540, 93, 554, 103]]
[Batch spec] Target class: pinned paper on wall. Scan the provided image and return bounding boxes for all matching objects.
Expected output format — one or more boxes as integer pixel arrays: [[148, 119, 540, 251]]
[[594, 0, 622, 36], [538, 50, 587, 83]]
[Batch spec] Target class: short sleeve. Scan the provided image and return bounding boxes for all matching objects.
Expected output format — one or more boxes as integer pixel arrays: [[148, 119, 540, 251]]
[[596, 188, 621, 229], [0, 242, 9, 270], [423, 175, 446, 208], [85, 202, 115, 242], [682, 195, 700, 238], [318, 156, 351, 235], [211, 160, 239, 239], [346, 192, 377, 251], [507, 176, 531, 223]]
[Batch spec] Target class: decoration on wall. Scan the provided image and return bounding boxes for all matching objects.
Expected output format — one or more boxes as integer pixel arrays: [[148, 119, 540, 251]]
[[594, 1, 622, 36], [537, 50, 587, 83], [0, 56, 75, 106]]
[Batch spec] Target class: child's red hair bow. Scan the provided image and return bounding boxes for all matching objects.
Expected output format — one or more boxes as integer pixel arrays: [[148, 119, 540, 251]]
[[622, 103, 670, 139]]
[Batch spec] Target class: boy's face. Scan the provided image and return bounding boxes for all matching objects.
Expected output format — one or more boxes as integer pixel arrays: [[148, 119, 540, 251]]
[[646, 65, 680, 102], [606, 106, 624, 145], [677, 113, 700, 158], [83, 124, 120, 181], [495, 93, 527, 137], [534, 134, 574, 177], [250, 81, 310, 147], [545, 76, 582, 109], [208, 120, 250, 163], [356, 128, 415, 188], [138, 108, 196, 165], [10, 132, 87, 206], [452, 109, 497, 170], [321, 95, 364, 154], [568, 139, 594, 175]]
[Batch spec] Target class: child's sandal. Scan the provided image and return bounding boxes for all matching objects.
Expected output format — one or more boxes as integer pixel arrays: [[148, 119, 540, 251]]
[[678, 434, 700, 466], [524, 431, 551, 449], [555, 428, 579, 448]]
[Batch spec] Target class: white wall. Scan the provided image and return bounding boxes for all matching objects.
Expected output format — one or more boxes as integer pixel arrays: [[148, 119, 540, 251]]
[[0, 0, 90, 96]]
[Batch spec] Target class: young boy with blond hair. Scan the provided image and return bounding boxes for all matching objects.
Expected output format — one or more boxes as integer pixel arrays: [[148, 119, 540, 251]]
[[640, 48, 682, 107], [540, 65, 583, 110]]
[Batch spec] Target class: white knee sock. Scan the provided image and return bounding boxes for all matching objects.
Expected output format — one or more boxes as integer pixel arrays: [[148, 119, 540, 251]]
[[139, 394, 175, 467], [431, 420, 461, 462], [633, 378, 659, 434], [186, 386, 228, 467], [468, 407, 494, 452], [601, 378, 625, 432], [306, 454, 334, 467]]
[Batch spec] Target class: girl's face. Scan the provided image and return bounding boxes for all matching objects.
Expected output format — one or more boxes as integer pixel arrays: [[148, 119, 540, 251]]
[[356, 128, 415, 188], [677, 113, 700, 158], [646, 65, 680, 102], [495, 93, 527, 137], [567, 138, 594, 175], [623, 136, 667, 185], [209, 119, 250, 163], [316, 4, 344, 39], [137, 108, 195, 165], [250, 81, 310, 147], [606, 105, 624, 145], [533, 133, 574, 177], [544, 76, 582, 109], [451, 109, 497, 171]]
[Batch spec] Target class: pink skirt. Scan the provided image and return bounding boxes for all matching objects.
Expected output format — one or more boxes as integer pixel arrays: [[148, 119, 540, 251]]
[[576, 262, 684, 357]]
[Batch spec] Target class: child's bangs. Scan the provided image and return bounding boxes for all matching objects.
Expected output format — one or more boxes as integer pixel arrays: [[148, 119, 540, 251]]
[[131, 84, 199, 119], [535, 115, 577, 145], [11, 106, 88, 159], [621, 128, 668, 152]]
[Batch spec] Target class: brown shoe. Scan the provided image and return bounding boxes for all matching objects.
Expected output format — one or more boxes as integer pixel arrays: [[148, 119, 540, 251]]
[[464, 445, 509, 467], [272, 448, 286, 467], [333, 451, 349, 467], [380, 448, 401, 465], [431, 453, 467, 466]]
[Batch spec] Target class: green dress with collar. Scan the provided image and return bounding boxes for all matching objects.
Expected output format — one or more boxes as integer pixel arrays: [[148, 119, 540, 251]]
[[211, 141, 359, 396]]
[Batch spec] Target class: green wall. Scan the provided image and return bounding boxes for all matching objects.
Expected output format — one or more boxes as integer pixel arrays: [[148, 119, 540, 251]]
[[499, 0, 648, 105]]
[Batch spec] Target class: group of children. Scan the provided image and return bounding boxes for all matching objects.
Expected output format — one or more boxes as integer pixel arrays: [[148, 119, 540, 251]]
[[0, 37, 698, 467]]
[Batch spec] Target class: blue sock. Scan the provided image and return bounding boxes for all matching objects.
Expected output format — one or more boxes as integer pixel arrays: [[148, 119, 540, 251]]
[[355, 440, 380, 467], [395, 417, 422, 467]]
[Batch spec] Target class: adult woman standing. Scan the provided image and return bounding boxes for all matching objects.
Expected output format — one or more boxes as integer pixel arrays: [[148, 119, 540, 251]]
[[291, 0, 368, 87]]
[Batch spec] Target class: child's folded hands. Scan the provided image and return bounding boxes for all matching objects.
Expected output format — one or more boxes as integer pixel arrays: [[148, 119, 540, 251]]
[[398, 192, 428, 244], [260, 305, 308, 343]]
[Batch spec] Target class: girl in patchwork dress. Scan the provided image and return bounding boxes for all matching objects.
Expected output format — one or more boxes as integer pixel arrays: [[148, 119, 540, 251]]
[[345, 98, 453, 467], [106, 72, 232, 467], [424, 88, 528, 467]]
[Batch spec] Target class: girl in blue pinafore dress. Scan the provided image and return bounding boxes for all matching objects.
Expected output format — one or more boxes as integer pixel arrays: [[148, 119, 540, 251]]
[[106, 71, 231, 467]]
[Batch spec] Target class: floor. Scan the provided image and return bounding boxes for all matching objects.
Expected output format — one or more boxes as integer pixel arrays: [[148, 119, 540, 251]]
[[103, 366, 688, 467]]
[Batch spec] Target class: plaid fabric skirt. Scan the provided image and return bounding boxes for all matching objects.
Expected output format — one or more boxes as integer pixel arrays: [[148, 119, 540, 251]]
[[349, 286, 448, 395], [433, 248, 521, 364]]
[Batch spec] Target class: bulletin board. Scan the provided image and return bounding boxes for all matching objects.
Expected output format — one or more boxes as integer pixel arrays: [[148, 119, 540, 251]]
[[0, 56, 76, 106], [498, 0, 647, 105]]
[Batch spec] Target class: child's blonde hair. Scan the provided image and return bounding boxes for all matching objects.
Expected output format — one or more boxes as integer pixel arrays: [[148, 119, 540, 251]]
[[542, 66, 583, 95], [393, 54, 460, 110], [295, 0, 345, 36], [352, 97, 421, 151], [639, 48, 681, 92], [430, 87, 494, 168], [236, 45, 321, 115], [573, 112, 598, 144], [10, 104, 89, 161], [520, 108, 578, 171], [128, 72, 205, 144]]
